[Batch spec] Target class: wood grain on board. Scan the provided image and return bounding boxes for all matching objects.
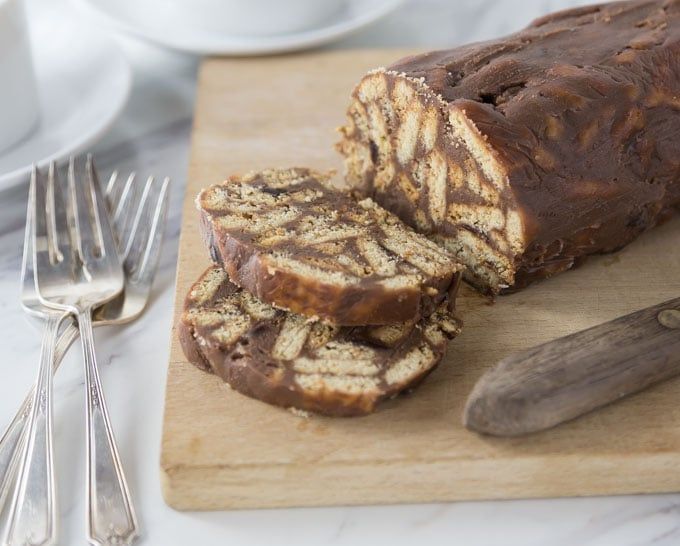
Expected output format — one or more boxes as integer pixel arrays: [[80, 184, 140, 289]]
[[161, 51, 680, 510]]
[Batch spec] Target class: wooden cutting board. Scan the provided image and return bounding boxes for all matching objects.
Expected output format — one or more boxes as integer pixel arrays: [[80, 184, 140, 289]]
[[161, 50, 680, 510]]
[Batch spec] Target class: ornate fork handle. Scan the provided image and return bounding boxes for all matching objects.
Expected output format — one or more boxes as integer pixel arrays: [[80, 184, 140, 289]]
[[78, 310, 138, 546], [2, 312, 66, 546], [0, 320, 79, 509]]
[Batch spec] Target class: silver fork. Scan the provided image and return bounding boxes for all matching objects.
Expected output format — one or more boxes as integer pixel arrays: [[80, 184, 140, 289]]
[[0, 166, 169, 517], [14, 156, 161, 546], [32, 156, 136, 546], [2, 165, 68, 546]]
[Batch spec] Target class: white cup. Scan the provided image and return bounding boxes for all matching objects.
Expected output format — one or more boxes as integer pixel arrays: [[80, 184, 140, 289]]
[[0, 0, 39, 153], [158, 0, 344, 36]]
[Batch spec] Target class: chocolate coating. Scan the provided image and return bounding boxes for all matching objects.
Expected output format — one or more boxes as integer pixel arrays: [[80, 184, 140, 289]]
[[340, 0, 680, 292]]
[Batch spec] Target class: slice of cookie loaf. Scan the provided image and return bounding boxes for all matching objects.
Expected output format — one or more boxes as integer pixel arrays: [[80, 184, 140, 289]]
[[179, 266, 461, 416], [197, 167, 462, 326]]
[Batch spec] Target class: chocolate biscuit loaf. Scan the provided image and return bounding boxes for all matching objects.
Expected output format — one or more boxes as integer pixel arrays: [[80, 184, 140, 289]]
[[179, 266, 461, 416], [197, 168, 462, 325], [338, 0, 680, 293]]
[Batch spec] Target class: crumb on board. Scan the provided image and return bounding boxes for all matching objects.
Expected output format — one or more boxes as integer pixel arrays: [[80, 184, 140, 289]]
[[288, 407, 311, 418]]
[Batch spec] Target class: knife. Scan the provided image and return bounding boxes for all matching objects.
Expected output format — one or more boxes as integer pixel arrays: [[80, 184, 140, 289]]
[[463, 297, 680, 436]]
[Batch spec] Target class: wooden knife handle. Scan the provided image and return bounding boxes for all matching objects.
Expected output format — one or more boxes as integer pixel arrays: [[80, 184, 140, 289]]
[[464, 297, 680, 437]]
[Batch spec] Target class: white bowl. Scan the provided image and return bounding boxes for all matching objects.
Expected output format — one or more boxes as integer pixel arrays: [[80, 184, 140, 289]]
[[0, 0, 40, 153], [147, 0, 345, 36], [73, 0, 404, 56]]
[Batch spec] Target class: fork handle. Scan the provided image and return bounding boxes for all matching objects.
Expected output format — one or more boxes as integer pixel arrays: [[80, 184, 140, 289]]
[[2, 312, 64, 546], [0, 320, 78, 512], [78, 310, 139, 546]]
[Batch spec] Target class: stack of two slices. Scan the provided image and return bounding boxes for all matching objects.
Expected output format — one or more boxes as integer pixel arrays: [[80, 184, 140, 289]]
[[179, 168, 464, 416]]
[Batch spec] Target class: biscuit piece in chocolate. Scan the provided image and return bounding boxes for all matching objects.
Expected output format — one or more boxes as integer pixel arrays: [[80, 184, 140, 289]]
[[179, 266, 461, 416], [338, 0, 680, 293], [197, 168, 462, 325]]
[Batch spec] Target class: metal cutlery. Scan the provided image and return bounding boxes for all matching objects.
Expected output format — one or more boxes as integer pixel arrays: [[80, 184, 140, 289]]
[[0, 157, 169, 546], [0, 166, 169, 516], [29, 156, 135, 545], [2, 165, 67, 546]]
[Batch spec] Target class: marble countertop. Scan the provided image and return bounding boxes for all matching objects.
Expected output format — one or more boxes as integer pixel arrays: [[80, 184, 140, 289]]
[[1, 0, 679, 544]]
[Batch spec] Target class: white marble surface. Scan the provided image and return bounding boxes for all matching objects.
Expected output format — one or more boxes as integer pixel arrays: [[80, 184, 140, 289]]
[[1, 0, 679, 544]]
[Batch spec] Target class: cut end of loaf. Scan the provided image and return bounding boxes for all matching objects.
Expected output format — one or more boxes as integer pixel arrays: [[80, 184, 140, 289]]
[[338, 69, 528, 294]]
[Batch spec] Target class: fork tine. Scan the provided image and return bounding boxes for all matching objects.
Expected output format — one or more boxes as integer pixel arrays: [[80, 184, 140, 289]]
[[101, 169, 143, 256], [32, 166, 54, 275], [104, 170, 123, 218], [137, 176, 170, 279], [123, 176, 170, 281], [111, 172, 138, 240], [32, 166, 48, 256], [104, 170, 118, 201], [48, 162, 68, 264], [67, 156, 87, 260], [69, 156, 120, 265], [121, 175, 154, 261], [87, 156, 121, 263], [21, 166, 38, 281], [104, 170, 135, 216]]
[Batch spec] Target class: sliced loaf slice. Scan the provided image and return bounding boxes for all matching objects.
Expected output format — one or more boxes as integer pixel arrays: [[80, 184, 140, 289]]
[[197, 167, 462, 326], [179, 266, 461, 416]]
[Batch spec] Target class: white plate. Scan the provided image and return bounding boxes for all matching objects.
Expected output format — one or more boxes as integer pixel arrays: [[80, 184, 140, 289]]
[[72, 0, 404, 56], [0, 0, 131, 190]]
